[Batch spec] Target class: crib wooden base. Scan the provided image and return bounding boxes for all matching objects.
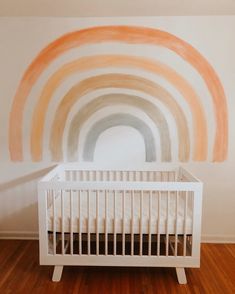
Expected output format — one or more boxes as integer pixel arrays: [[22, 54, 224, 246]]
[[52, 265, 63, 282]]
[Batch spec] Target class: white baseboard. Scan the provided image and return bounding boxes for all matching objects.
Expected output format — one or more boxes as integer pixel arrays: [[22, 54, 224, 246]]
[[0, 231, 235, 243], [0, 231, 39, 240], [1, 231, 235, 243], [201, 234, 235, 244]]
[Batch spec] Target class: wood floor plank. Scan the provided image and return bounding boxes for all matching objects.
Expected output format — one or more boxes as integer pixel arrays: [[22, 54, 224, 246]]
[[0, 241, 234, 294]]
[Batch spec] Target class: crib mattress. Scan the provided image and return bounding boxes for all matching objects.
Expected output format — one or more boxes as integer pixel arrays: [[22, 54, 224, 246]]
[[47, 191, 193, 235]]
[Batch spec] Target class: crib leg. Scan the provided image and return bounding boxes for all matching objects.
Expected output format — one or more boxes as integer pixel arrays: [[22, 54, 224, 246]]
[[176, 267, 187, 284], [52, 265, 63, 282]]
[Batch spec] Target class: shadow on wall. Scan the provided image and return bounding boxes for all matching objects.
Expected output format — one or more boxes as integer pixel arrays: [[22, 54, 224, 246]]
[[0, 166, 56, 237], [0, 166, 56, 192]]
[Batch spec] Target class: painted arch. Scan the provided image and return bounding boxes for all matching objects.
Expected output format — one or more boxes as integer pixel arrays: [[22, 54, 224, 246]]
[[67, 93, 171, 162], [83, 113, 156, 162], [30, 55, 207, 162], [8, 25, 228, 162], [49, 74, 190, 162]]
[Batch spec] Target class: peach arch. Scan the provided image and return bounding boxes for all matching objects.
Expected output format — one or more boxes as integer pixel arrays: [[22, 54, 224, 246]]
[[30, 55, 206, 162], [49, 74, 190, 161], [9, 25, 228, 162]]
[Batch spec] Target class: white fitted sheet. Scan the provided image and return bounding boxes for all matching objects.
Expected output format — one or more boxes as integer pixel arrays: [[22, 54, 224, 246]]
[[47, 190, 193, 234]]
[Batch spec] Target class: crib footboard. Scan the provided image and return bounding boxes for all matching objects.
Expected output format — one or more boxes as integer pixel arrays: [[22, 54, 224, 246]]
[[38, 166, 203, 283]]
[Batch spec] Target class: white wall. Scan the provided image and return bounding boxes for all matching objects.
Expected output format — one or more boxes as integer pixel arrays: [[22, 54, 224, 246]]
[[0, 16, 235, 242], [1, 0, 235, 16]]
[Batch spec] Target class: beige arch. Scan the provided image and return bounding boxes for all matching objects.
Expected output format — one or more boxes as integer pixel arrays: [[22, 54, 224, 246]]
[[49, 74, 190, 161], [67, 93, 171, 161], [30, 55, 206, 161]]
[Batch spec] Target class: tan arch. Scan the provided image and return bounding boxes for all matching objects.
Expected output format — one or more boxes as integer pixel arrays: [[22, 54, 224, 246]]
[[49, 74, 190, 161], [30, 55, 207, 161], [67, 93, 172, 161]]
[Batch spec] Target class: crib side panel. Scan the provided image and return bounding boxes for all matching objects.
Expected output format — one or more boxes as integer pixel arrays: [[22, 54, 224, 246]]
[[40, 191, 201, 266]]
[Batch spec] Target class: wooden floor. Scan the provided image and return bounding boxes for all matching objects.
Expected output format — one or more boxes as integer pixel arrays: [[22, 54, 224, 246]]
[[0, 240, 234, 294]]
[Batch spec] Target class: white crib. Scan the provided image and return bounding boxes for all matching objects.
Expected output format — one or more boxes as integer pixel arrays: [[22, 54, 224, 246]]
[[38, 164, 203, 284]]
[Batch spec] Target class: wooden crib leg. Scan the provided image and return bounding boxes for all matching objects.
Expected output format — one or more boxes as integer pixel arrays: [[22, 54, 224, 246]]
[[176, 267, 187, 284], [52, 265, 63, 282]]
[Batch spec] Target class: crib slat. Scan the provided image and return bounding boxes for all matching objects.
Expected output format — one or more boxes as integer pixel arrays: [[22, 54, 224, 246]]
[[175, 191, 179, 256], [96, 190, 99, 255], [113, 190, 116, 256], [105, 190, 108, 256], [183, 191, 188, 256], [70, 190, 73, 255], [140, 190, 143, 256], [134, 171, 137, 181], [78, 190, 82, 255], [157, 192, 161, 256], [87, 190, 90, 255], [154, 171, 157, 182], [166, 191, 169, 256], [123, 171, 125, 181], [52, 190, 56, 255], [122, 190, 125, 256], [131, 190, 134, 256], [147, 171, 150, 181], [61, 190, 65, 255], [148, 191, 152, 256]]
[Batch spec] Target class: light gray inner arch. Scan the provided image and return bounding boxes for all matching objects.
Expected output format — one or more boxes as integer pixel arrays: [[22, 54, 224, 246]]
[[68, 94, 171, 161], [83, 113, 156, 162]]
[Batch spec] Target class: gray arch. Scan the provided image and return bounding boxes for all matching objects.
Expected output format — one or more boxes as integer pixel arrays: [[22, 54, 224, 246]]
[[82, 113, 156, 162], [68, 93, 171, 161]]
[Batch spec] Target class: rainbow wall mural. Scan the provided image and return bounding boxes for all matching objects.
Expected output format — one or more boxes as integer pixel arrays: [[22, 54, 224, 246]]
[[8, 25, 228, 162]]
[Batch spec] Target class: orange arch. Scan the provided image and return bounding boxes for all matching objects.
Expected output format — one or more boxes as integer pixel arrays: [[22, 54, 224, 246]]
[[49, 74, 190, 161], [9, 25, 228, 161], [30, 55, 207, 162]]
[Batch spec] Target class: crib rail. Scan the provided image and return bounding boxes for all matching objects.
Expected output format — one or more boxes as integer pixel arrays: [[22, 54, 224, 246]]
[[64, 169, 177, 182], [38, 166, 202, 268]]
